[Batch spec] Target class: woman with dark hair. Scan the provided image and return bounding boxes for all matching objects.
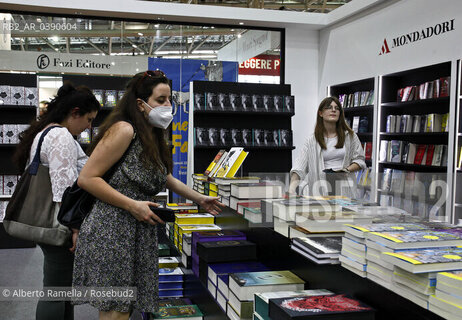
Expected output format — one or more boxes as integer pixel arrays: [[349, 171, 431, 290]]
[[72, 70, 224, 320], [289, 96, 366, 197], [13, 82, 100, 320]]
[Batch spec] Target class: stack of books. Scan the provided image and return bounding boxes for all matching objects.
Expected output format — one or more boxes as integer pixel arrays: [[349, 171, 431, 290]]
[[191, 174, 208, 194], [253, 289, 333, 320], [173, 211, 216, 250], [392, 267, 436, 308], [159, 267, 185, 299], [228, 182, 283, 213], [227, 270, 305, 320], [175, 225, 221, 253], [214, 176, 261, 206], [429, 271, 462, 319], [268, 293, 375, 320], [207, 261, 271, 314], [290, 236, 342, 265]]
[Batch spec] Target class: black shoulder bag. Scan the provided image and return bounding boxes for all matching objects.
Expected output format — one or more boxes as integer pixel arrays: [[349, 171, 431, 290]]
[[57, 129, 136, 229]]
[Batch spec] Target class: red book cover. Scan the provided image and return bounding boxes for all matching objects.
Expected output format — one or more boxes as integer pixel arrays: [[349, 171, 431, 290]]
[[414, 145, 427, 165], [365, 142, 372, 161], [425, 145, 435, 166], [440, 77, 450, 97]]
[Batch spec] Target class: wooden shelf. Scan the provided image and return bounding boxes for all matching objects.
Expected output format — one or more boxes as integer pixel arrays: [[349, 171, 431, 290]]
[[381, 96, 449, 107], [379, 162, 447, 172], [194, 145, 295, 150], [194, 110, 294, 116]]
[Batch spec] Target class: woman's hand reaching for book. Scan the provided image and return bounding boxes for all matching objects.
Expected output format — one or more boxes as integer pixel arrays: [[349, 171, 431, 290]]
[[198, 195, 226, 215]]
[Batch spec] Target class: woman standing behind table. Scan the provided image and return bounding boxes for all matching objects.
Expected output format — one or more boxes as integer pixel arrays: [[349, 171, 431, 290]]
[[73, 70, 224, 320], [289, 96, 366, 197], [13, 83, 100, 320]]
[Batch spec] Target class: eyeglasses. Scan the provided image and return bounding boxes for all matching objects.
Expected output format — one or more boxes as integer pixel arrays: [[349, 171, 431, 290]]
[[322, 105, 341, 111]]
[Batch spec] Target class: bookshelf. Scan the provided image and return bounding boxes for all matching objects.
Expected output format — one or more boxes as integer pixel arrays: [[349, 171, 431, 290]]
[[378, 61, 451, 219], [187, 81, 294, 186], [329, 77, 376, 198], [0, 72, 39, 249]]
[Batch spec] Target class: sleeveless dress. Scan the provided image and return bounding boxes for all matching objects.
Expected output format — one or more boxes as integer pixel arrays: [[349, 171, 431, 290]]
[[72, 137, 167, 313]]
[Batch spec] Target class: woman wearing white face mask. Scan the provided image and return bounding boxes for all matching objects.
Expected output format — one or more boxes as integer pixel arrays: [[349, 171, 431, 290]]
[[72, 70, 224, 320]]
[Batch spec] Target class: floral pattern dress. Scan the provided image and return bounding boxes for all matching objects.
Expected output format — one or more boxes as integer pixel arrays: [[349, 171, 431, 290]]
[[72, 137, 167, 313]]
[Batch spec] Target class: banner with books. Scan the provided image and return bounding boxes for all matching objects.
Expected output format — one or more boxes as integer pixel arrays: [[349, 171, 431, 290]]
[[148, 58, 238, 201]]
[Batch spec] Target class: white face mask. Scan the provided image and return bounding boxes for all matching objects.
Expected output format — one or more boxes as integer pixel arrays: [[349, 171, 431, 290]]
[[142, 100, 173, 129]]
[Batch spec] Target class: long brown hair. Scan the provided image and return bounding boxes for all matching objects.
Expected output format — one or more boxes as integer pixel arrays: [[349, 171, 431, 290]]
[[314, 96, 354, 150], [13, 82, 100, 173], [89, 71, 173, 173]]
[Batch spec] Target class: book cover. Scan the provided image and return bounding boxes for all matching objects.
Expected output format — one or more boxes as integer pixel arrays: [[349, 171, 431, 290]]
[[10, 86, 24, 105], [230, 270, 304, 287], [197, 240, 257, 263], [153, 305, 203, 319], [218, 92, 231, 111], [229, 93, 242, 111], [0, 85, 11, 105], [425, 144, 435, 166], [274, 95, 283, 112], [215, 147, 244, 178], [264, 130, 278, 147], [381, 168, 392, 191], [279, 130, 292, 147], [358, 116, 369, 133], [117, 90, 125, 103], [225, 151, 248, 178], [231, 129, 243, 146], [242, 129, 253, 146], [204, 150, 226, 176], [230, 182, 283, 199], [241, 94, 252, 111], [352, 116, 360, 132], [207, 128, 219, 146], [194, 92, 205, 111], [24, 87, 38, 106], [220, 128, 232, 146], [390, 140, 401, 162], [194, 127, 209, 146], [269, 294, 373, 320], [284, 96, 295, 113], [206, 92, 219, 110], [379, 140, 388, 162], [252, 94, 264, 112], [368, 230, 462, 249], [263, 95, 274, 112], [157, 298, 193, 308], [254, 129, 265, 146], [208, 261, 270, 286], [292, 237, 341, 257], [366, 90, 374, 105], [92, 89, 104, 106], [414, 145, 427, 165], [439, 77, 450, 97], [105, 90, 117, 107], [344, 223, 429, 238]]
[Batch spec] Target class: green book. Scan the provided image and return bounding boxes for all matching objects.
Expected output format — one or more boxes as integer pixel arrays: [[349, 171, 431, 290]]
[[229, 270, 305, 301], [254, 289, 333, 320], [153, 305, 203, 319], [159, 243, 171, 257]]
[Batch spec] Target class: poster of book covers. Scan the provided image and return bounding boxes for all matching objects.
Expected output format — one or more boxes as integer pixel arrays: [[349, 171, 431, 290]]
[[264, 129, 279, 146], [206, 92, 219, 111], [0, 85, 11, 105], [263, 95, 274, 112], [279, 129, 292, 147], [230, 93, 242, 111], [252, 94, 264, 112], [3, 175, 18, 195], [231, 129, 243, 146], [195, 127, 209, 146], [92, 89, 104, 106], [241, 93, 252, 111], [284, 96, 295, 113], [254, 129, 265, 146], [274, 95, 283, 112], [218, 93, 231, 111], [220, 128, 232, 146], [24, 87, 38, 106], [194, 93, 205, 111], [10, 86, 25, 105], [242, 128, 253, 146], [208, 128, 220, 146], [104, 90, 117, 107]]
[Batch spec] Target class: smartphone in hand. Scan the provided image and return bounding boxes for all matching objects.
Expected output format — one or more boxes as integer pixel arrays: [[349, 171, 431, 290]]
[[149, 207, 175, 223]]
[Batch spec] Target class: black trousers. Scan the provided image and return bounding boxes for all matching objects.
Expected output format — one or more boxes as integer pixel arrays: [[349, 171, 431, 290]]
[[36, 244, 74, 320]]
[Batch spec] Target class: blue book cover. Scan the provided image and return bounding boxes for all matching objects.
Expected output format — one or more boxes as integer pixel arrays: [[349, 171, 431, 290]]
[[159, 282, 184, 290]]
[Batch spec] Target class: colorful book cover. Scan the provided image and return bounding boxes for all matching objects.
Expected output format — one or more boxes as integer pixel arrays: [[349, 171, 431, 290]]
[[292, 237, 342, 255], [153, 305, 203, 318], [215, 147, 244, 178], [159, 267, 184, 283], [368, 230, 462, 245], [230, 270, 304, 287], [208, 261, 270, 284], [157, 298, 193, 308], [383, 247, 462, 269], [269, 294, 373, 318], [344, 223, 430, 237], [204, 149, 226, 176]]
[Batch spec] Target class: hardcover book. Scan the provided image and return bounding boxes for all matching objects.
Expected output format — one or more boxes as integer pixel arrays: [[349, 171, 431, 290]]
[[252, 94, 264, 112], [254, 129, 265, 146], [274, 95, 283, 112], [0, 85, 10, 105], [263, 95, 274, 112], [382, 247, 462, 273], [220, 128, 232, 146], [157, 298, 193, 308], [264, 130, 278, 147], [229, 270, 305, 301], [24, 87, 38, 106], [194, 93, 205, 111], [218, 92, 231, 111], [291, 237, 341, 259], [92, 89, 104, 106], [242, 129, 253, 146], [152, 305, 203, 319], [343, 223, 429, 239], [207, 128, 219, 146], [283, 96, 294, 113], [268, 294, 374, 320], [204, 150, 226, 176], [230, 182, 283, 199], [241, 94, 252, 111], [231, 129, 244, 146], [197, 240, 257, 263], [229, 93, 242, 111], [367, 230, 462, 250], [105, 90, 117, 107], [206, 92, 219, 110], [279, 130, 293, 147], [194, 127, 209, 146], [10, 86, 24, 105]]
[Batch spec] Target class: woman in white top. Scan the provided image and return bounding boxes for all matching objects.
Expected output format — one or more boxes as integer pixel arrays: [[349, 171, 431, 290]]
[[289, 96, 366, 197], [14, 82, 100, 320]]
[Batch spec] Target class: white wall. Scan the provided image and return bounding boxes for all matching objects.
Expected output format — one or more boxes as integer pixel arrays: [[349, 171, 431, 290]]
[[285, 27, 319, 163]]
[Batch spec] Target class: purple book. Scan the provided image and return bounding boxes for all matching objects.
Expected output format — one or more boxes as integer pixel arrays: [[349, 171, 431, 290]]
[[191, 230, 246, 264]]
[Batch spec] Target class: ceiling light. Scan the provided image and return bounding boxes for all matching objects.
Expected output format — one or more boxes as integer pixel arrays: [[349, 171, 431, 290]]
[[138, 32, 143, 36], [154, 24, 160, 28], [239, 22, 244, 25]]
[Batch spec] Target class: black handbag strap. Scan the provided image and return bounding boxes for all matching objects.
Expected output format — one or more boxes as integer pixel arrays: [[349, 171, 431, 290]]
[[29, 125, 62, 175]]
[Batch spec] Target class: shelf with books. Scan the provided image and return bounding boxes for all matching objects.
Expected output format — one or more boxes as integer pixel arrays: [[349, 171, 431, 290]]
[[189, 81, 294, 180], [381, 96, 449, 108], [342, 105, 374, 116], [380, 132, 448, 145], [379, 162, 447, 173]]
